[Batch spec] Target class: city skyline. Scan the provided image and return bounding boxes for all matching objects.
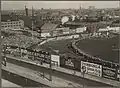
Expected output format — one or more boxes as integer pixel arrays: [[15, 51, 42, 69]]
[[2, 1, 119, 10]]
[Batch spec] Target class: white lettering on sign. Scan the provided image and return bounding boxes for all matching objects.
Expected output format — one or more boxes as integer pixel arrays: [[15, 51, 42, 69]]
[[117, 74, 120, 79], [118, 70, 120, 73], [81, 61, 102, 77], [103, 69, 115, 76]]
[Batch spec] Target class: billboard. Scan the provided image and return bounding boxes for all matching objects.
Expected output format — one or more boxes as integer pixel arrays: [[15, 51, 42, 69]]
[[117, 69, 120, 81], [51, 55, 60, 66], [117, 74, 120, 81], [102, 66, 117, 80], [65, 59, 74, 67], [81, 61, 102, 77]]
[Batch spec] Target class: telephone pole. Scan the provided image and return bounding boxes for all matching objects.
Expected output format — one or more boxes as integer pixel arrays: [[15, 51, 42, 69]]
[[49, 55, 52, 81], [32, 6, 34, 38], [118, 0, 120, 74], [0, 3, 1, 87]]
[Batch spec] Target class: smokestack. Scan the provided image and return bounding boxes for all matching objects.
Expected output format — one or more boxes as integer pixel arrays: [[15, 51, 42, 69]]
[[79, 4, 82, 16], [32, 6, 34, 17], [25, 6, 28, 16]]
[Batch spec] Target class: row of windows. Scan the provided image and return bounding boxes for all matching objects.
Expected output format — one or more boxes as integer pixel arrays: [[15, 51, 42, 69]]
[[1, 25, 23, 27], [2, 24, 23, 26], [2, 22, 23, 25], [2, 23, 23, 25]]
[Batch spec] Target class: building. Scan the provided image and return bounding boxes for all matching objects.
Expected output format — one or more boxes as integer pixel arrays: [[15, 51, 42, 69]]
[[1, 20, 24, 29], [97, 26, 120, 36], [53, 27, 70, 36], [1, 13, 19, 22], [75, 27, 87, 33], [40, 23, 59, 37]]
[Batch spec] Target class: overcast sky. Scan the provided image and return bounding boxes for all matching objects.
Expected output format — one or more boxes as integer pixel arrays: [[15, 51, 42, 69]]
[[1, 1, 119, 10]]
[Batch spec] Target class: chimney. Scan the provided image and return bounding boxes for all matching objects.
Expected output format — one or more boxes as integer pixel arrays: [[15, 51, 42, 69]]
[[25, 6, 28, 16], [32, 6, 34, 17]]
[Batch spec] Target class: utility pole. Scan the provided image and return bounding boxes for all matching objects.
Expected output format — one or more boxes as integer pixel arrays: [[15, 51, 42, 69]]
[[36, 26, 42, 38], [0, 37, 1, 88], [81, 66, 86, 88], [2, 44, 7, 66], [119, 0, 120, 71], [49, 55, 52, 81], [32, 6, 34, 40]]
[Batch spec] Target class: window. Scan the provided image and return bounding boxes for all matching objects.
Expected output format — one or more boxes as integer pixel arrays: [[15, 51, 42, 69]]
[[4, 23, 6, 25], [1, 23, 4, 25]]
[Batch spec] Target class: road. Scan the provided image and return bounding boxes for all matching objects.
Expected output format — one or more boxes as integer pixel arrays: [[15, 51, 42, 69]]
[[2, 62, 84, 87], [2, 79, 20, 87], [3, 55, 113, 87]]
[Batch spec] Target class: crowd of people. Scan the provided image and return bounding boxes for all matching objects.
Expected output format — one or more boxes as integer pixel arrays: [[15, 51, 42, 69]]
[[3, 34, 40, 48]]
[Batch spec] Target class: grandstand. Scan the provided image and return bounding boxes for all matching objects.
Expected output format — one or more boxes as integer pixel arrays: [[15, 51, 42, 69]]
[[76, 34, 119, 63], [3, 34, 40, 48]]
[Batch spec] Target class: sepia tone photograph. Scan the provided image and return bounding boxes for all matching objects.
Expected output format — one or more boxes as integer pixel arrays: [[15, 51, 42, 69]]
[[1, 1, 120, 88]]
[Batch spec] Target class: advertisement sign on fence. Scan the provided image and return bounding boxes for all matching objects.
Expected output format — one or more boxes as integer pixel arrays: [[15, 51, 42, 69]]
[[102, 66, 117, 80], [81, 61, 102, 77], [51, 55, 60, 66], [65, 59, 74, 67], [117, 74, 120, 81], [117, 69, 120, 81]]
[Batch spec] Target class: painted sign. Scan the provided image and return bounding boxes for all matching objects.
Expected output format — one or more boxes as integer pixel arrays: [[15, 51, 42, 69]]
[[65, 59, 74, 67], [51, 55, 60, 66], [81, 61, 102, 77], [102, 66, 117, 80], [117, 73, 120, 81]]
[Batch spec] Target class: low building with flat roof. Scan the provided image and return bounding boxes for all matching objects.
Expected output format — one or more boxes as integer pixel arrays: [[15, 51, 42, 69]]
[[1, 20, 24, 30], [40, 23, 60, 37]]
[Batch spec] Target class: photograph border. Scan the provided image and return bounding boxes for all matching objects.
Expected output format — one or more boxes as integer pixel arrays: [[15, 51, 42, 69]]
[[1, 0, 120, 88]]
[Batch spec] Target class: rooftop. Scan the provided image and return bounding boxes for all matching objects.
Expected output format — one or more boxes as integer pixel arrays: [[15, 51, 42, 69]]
[[41, 23, 59, 32], [1, 14, 19, 22]]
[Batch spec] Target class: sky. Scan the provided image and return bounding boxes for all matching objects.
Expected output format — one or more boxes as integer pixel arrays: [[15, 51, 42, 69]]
[[1, 1, 120, 10]]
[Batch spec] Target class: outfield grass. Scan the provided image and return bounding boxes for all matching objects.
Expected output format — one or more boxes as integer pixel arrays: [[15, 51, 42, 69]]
[[76, 35, 119, 63], [34, 39, 75, 55]]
